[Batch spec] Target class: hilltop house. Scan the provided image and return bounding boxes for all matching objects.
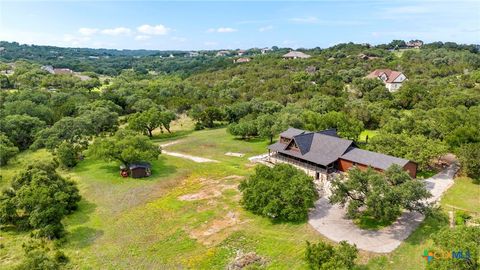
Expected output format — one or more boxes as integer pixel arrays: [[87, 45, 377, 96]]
[[406, 40, 423, 48], [267, 128, 417, 181], [366, 69, 407, 92], [216, 50, 230, 57], [283, 51, 311, 59], [234, 57, 251, 63]]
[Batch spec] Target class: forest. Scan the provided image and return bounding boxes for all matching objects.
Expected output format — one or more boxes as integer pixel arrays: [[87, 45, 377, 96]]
[[0, 40, 479, 269]]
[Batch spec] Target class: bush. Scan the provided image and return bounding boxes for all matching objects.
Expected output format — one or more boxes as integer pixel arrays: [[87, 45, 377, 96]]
[[56, 141, 80, 168], [455, 211, 472, 226], [0, 161, 81, 239], [239, 164, 318, 222], [305, 240, 358, 270], [0, 133, 19, 166], [15, 239, 68, 270]]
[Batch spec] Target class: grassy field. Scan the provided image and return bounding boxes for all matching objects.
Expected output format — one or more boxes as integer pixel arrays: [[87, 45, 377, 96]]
[[0, 126, 477, 269]]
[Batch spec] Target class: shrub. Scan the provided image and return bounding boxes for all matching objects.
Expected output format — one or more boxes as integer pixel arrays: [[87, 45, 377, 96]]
[[56, 141, 80, 168], [239, 164, 318, 222], [0, 161, 81, 238], [305, 240, 358, 270], [0, 133, 19, 166]]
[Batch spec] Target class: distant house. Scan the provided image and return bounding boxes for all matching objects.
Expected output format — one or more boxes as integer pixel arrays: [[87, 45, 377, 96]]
[[366, 69, 407, 92], [283, 51, 311, 59], [261, 47, 272, 54], [237, 50, 246, 56], [188, 51, 199, 57], [267, 128, 417, 181], [41, 65, 55, 74], [406, 40, 423, 49], [234, 57, 251, 63], [53, 68, 74, 75], [216, 50, 230, 57]]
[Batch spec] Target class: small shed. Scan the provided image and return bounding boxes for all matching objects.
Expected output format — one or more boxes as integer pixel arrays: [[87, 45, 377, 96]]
[[120, 162, 152, 178]]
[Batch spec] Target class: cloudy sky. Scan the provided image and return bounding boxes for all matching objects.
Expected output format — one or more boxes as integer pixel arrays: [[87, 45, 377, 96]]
[[0, 1, 478, 50]]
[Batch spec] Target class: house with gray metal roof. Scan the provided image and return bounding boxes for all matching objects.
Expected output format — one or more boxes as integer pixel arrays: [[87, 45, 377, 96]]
[[267, 128, 417, 179]]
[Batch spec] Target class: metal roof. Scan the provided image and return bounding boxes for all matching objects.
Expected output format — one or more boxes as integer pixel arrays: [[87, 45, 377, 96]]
[[269, 129, 410, 169], [340, 147, 410, 170]]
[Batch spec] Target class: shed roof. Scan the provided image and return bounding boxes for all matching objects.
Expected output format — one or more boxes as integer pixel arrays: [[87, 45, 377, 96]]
[[340, 147, 410, 170], [129, 162, 151, 169]]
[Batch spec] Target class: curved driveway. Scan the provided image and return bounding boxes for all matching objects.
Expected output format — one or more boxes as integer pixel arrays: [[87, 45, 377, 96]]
[[308, 164, 458, 253]]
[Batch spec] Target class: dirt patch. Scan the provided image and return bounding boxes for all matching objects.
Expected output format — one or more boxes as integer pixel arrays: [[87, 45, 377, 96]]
[[228, 250, 267, 270], [178, 189, 222, 201], [225, 152, 245, 157], [189, 211, 245, 246]]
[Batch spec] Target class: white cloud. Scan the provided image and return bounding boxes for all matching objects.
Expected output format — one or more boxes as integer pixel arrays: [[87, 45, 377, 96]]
[[63, 34, 91, 46], [134, 35, 151, 41], [259, 25, 273, 32], [78, 28, 99, 36], [137, 24, 171, 35], [101, 27, 132, 36], [207, 27, 237, 33]]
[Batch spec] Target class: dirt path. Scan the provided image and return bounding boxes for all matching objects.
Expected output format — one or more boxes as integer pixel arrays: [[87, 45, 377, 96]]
[[308, 163, 458, 253], [160, 141, 218, 163]]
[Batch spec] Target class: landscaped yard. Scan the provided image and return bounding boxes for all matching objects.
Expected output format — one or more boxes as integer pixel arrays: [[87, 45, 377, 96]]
[[0, 126, 477, 269]]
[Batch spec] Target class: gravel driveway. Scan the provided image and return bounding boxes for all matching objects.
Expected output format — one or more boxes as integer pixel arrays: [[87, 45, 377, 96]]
[[308, 164, 458, 253]]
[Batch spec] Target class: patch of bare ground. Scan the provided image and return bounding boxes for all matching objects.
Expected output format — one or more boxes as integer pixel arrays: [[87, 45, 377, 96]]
[[178, 176, 242, 202], [189, 211, 247, 246], [228, 250, 267, 270]]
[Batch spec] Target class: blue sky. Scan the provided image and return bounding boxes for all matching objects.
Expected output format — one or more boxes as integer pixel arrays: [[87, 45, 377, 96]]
[[0, 1, 479, 50]]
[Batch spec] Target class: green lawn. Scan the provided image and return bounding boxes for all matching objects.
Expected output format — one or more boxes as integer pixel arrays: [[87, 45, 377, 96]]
[[359, 129, 379, 143]]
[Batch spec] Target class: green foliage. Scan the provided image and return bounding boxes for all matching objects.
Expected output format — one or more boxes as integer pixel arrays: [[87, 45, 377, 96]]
[[368, 133, 447, 170], [239, 164, 318, 222], [456, 143, 480, 180], [55, 141, 80, 168], [0, 114, 46, 150], [227, 117, 258, 139], [0, 161, 81, 238], [88, 129, 161, 167], [15, 239, 68, 270], [32, 117, 92, 150], [0, 133, 19, 165], [329, 165, 431, 223], [302, 111, 364, 140], [305, 240, 358, 270], [128, 108, 164, 137], [426, 226, 480, 270]]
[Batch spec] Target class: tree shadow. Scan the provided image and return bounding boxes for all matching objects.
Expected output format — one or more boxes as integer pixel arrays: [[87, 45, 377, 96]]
[[66, 226, 104, 249], [64, 199, 97, 227]]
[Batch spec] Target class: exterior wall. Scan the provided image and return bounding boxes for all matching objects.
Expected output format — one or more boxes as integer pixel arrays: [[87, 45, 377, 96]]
[[338, 158, 417, 178], [338, 159, 383, 173], [403, 161, 417, 178], [385, 82, 402, 92]]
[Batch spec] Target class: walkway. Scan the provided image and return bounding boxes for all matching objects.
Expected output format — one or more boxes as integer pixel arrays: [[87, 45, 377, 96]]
[[160, 141, 218, 163], [308, 164, 458, 253]]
